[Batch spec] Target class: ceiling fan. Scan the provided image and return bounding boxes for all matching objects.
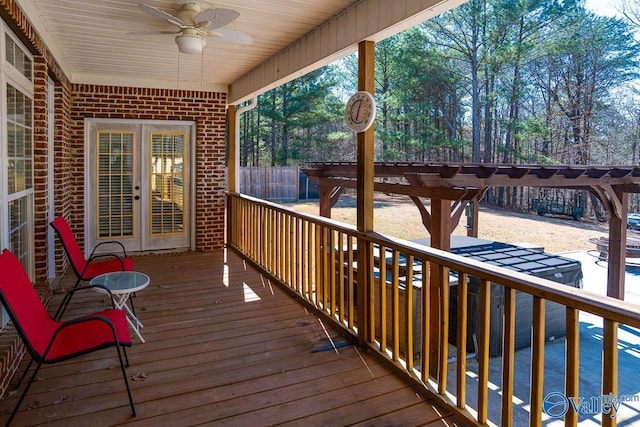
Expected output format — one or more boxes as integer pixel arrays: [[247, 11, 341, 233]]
[[133, 1, 253, 54]]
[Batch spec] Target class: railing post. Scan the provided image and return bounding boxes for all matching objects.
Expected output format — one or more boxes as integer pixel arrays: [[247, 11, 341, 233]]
[[429, 198, 451, 377], [565, 307, 579, 427], [477, 279, 491, 424], [530, 296, 546, 427], [226, 193, 232, 247], [456, 272, 469, 410], [357, 240, 375, 343], [602, 319, 618, 427], [501, 287, 516, 425]]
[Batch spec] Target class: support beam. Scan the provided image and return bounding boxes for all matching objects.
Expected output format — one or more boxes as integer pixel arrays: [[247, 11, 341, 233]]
[[319, 184, 344, 218], [590, 185, 627, 300], [410, 196, 432, 233], [356, 41, 375, 233], [450, 201, 467, 234], [467, 198, 479, 237], [318, 176, 474, 199], [607, 187, 627, 300], [356, 40, 375, 345], [409, 197, 473, 236], [227, 105, 238, 192], [228, 98, 258, 193]]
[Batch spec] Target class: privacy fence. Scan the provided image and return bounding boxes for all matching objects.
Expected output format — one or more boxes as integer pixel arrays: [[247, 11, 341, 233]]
[[239, 166, 300, 200]]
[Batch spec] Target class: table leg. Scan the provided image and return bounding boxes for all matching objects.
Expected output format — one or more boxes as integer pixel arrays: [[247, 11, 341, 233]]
[[114, 293, 145, 343]]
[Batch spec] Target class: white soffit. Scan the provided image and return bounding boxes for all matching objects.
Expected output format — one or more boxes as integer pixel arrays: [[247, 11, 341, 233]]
[[13, 0, 360, 92]]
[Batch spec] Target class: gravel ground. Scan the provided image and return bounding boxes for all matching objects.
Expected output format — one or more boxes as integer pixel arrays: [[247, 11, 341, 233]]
[[282, 192, 624, 254]]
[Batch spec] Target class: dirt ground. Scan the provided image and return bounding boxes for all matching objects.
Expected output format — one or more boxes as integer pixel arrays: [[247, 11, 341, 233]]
[[281, 193, 626, 254]]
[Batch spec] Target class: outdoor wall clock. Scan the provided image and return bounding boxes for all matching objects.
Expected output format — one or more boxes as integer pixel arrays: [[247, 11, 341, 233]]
[[345, 91, 376, 133]]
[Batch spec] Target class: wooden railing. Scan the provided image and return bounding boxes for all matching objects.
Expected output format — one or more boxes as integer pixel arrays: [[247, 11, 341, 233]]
[[227, 192, 640, 426]]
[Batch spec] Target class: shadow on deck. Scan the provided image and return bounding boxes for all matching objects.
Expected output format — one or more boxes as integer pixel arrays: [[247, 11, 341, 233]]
[[0, 250, 462, 426]]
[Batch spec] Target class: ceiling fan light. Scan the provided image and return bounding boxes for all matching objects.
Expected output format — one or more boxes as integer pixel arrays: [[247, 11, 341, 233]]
[[175, 34, 206, 54]]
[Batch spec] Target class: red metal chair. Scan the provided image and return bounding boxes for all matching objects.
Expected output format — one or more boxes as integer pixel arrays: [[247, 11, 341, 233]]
[[0, 249, 135, 425], [50, 216, 134, 319]]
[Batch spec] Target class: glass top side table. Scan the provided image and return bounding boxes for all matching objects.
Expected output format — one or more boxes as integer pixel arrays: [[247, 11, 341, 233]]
[[90, 271, 150, 343]]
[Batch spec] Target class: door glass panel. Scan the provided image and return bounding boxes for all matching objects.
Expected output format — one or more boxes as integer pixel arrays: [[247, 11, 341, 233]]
[[150, 132, 184, 235], [97, 131, 134, 238]]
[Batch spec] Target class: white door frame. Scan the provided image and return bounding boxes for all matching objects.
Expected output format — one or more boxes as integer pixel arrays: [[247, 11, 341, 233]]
[[84, 118, 196, 253]]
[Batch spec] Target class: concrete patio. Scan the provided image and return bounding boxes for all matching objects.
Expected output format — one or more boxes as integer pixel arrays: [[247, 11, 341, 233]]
[[446, 249, 640, 426]]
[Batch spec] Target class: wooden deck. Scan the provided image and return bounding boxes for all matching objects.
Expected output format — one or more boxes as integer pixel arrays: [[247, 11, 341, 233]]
[[0, 250, 463, 426]]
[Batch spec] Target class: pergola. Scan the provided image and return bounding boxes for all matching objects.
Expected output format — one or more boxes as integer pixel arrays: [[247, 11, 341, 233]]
[[302, 161, 640, 301]]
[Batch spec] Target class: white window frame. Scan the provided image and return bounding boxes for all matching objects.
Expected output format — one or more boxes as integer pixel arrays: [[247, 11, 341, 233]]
[[0, 22, 34, 328]]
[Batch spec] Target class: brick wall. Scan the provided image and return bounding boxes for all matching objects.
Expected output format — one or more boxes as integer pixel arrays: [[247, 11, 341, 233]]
[[0, 83, 230, 402], [33, 57, 49, 281], [52, 80, 73, 277], [69, 85, 228, 252], [0, 0, 230, 402], [0, 0, 68, 403]]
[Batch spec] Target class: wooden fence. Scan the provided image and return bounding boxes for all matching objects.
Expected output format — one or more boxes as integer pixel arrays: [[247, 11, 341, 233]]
[[240, 166, 299, 200]]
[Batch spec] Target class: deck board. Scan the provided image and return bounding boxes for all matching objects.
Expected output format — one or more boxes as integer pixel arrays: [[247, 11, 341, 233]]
[[0, 250, 464, 426]]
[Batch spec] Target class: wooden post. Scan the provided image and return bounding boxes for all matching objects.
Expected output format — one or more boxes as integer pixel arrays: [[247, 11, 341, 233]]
[[356, 41, 375, 233], [356, 40, 375, 344], [319, 184, 334, 218], [429, 198, 451, 376], [467, 198, 479, 237], [602, 319, 619, 427], [226, 105, 237, 246], [602, 187, 626, 426], [227, 105, 238, 193], [318, 183, 345, 219], [607, 187, 627, 300]]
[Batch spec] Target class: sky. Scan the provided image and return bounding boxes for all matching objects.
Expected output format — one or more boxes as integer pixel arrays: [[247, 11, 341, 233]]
[[585, 0, 625, 17]]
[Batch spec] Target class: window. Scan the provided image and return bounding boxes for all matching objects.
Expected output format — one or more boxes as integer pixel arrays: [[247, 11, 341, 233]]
[[1, 25, 34, 328], [7, 85, 33, 194], [5, 34, 32, 82], [6, 83, 34, 270]]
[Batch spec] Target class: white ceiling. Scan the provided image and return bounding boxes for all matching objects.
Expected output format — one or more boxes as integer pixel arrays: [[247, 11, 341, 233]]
[[16, 0, 359, 92]]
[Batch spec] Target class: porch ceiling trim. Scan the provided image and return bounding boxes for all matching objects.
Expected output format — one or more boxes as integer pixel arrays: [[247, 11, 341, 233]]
[[228, 0, 466, 105]]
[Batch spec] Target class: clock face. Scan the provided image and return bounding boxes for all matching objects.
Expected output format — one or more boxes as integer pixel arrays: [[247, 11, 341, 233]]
[[345, 91, 376, 133]]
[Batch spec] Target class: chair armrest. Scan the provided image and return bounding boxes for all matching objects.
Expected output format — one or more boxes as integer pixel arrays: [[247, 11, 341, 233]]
[[83, 252, 127, 274], [79, 252, 126, 281], [89, 240, 128, 259], [82, 241, 129, 278], [59, 314, 115, 331], [44, 314, 121, 359]]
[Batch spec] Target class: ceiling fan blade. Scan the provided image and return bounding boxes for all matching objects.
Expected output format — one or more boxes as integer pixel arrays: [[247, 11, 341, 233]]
[[195, 8, 240, 29], [128, 30, 180, 35], [210, 28, 253, 45], [139, 3, 184, 27]]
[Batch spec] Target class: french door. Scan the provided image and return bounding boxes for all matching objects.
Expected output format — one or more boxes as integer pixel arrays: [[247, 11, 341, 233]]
[[85, 119, 194, 253]]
